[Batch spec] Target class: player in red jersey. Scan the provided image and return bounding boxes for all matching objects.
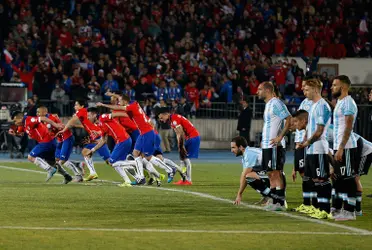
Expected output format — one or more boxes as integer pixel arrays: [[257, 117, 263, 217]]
[[158, 108, 201, 185], [37, 106, 84, 182], [12, 111, 72, 183], [81, 107, 137, 187], [109, 92, 140, 151], [57, 100, 110, 181], [97, 95, 177, 185]]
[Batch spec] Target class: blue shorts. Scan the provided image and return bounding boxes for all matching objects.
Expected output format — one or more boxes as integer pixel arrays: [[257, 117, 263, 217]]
[[134, 130, 156, 157], [55, 136, 74, 161], [130, 129, 140, 150], [109, 138, 132, 164], [154, 133, 163, 155], [30, 140, 56, 159], [84, 143, 110, 161], [185, 136, 200, 159]]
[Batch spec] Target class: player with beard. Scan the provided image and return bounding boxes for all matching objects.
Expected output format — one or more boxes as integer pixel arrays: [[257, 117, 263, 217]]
[[231, 136, 283, 206], [330, 75, 358, 221]]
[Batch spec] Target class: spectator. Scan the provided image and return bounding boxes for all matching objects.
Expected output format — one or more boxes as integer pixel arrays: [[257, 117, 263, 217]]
[[51, 84, 69, 116], [168, 80, 182, 101], [219, 74, 233, 103], [233, 86, 249, 104], [101, 73, 119, 100], [179, 97, 191, 118], [123, 84, 136, 101], [11, 64, 38, 97], [237, 99, 252, 145], [154, 81, 169, 102], [285, 65, 295, 95]]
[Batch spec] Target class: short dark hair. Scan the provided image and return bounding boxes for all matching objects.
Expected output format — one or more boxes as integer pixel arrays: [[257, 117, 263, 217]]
[[12, 111, 23, 119], [87, 107, 99, 114], [121, 94, 130, 102], [76, 99, 87, 107], [334, 75, 351, 86], [293, 110, 308, 119], [231, 136, 248, 148]]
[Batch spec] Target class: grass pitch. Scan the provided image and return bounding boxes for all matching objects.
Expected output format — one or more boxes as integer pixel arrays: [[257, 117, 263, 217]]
[[0, 161, 372, 249]]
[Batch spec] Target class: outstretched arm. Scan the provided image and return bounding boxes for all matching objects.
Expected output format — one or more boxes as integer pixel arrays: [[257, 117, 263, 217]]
[[234, 168, 251, 205], [96, 102, 126, 110], [56, 116, 78, 136], [84, 135, 107, 157], [39, 117, 64, 129]]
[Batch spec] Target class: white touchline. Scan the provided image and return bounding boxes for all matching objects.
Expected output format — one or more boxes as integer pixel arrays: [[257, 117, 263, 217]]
[[0, 165, 371, 235], [0, 226, 370, 236]]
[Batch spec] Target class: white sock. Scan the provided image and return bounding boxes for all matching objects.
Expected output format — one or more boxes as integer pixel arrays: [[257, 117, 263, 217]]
[[84, 157, 96, 175], [184, 158, 192, 182], [150, 156, 173, 174], [34, 157, 52, 171], [180, 160, 185, 169], [143, 158, 160, 178], [63, 161, 81, 176], [134, 157, 144, 179], [164, 158, 183, 173], [113, 166, 131, 183]]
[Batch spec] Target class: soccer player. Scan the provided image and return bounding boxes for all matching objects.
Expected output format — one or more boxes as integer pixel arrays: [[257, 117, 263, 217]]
[[298, 78, 332, 219], [108, 91, 140, 151], [57, 100, 110, 181], [257, 81, 291, 210], [331, 75, 359, 220], [97, 95, 176, 185], [231, 136, 285, 208], [157, 108, 201, 185], [292, 81, 317, 213], [354, 133, 372, 215], [12, 111, 72, 183], [36, 106, 83, 182]]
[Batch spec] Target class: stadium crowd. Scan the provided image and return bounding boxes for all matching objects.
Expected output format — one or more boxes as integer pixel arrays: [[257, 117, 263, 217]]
[[1, 0, 372, 109]]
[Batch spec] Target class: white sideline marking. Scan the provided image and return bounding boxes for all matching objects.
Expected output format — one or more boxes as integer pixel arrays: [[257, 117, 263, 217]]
[[0, 226, 370, 235], [1, 165, 372, 235]]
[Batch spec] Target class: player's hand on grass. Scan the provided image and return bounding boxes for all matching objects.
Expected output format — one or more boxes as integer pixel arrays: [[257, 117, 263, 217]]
[[234, 194, 242, 205], [292, 170, 297, 182]]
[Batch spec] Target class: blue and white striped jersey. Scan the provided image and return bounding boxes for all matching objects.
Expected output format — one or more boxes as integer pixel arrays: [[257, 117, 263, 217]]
[[307, 98, 332, 154], [242, 147, 262, 169], [333, 96, 358, 150], [353, 134, 372, 157], [295, 98, 313, 143], [262, 97, 291, 149]]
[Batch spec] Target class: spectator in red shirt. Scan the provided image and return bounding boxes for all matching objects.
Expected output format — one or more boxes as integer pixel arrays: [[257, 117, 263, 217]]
[[303, 34, 316, 57], [12, 64, 38, 96], [330, 38, 347, 59], [184, 81, 199, 111], [274, 33, 285, 56]]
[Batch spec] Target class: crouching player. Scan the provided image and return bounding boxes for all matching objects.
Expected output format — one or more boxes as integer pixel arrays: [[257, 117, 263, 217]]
[[231, 136, 285, 210], [12, 111, 72, 183]]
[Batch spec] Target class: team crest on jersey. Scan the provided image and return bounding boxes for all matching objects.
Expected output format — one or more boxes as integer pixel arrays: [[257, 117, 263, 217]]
[[303, 104, 310, 111], [31, 118, 36, 122], [173, 121, 177, 125]]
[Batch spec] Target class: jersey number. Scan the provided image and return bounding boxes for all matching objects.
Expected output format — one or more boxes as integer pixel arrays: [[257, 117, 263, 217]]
[[138, 108, 150, 123], [268, 160, 271, 168], [299, 159, 304, 168], [340, 166, 346, 176], [316, 168, 320, 177]]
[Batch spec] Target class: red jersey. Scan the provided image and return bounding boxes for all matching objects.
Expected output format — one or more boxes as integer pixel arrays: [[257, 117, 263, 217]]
[[98, 114, 130, 143], [112, 110, 138, 133], [46, 114, 72, 142], [170, 114, 199, 139], [125, 101, 153, 135], [23, 116, 54, 143], [75, 108, 102, 140]]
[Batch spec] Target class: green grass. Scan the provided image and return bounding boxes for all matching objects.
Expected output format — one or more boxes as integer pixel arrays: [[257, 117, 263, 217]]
[[0, 162, 372, 249]]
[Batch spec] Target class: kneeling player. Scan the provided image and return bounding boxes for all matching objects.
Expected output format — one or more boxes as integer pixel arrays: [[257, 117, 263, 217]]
[[231, 136, 285, 209]]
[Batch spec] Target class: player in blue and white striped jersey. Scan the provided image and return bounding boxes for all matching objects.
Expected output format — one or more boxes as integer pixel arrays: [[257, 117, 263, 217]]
[[292, 80, 315, 213], [298, 79, 332, 219], [257, 82, 291, 210], [330, 75, 358, 221], [231, 136, 284, 210]]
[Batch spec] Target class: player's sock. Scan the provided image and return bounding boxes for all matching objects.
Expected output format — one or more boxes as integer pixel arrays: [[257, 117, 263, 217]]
[[248, 178, 271, 197], [276, 187, 285, 206], [356, 191, 362, 212], [344, 178, 357, 213], [184, 158, 192, 182], [150, 156, 173, 174], [34, 157, 52, 171], [63, 161, 81, 176], [134, 157, 144, 178], [84, 157, 97, 175], [302, 176, 311, 206], [334, 179, 344, 210], [163, 158, 183, 173], [112, 164, 131, 183], [315, 180, 332, 213], [55, 162, 71, 178], [270, 188, 278, 204], [331, 188, 336, 208], [309, 179, 318, 208], [143, 158, 160, 178]]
